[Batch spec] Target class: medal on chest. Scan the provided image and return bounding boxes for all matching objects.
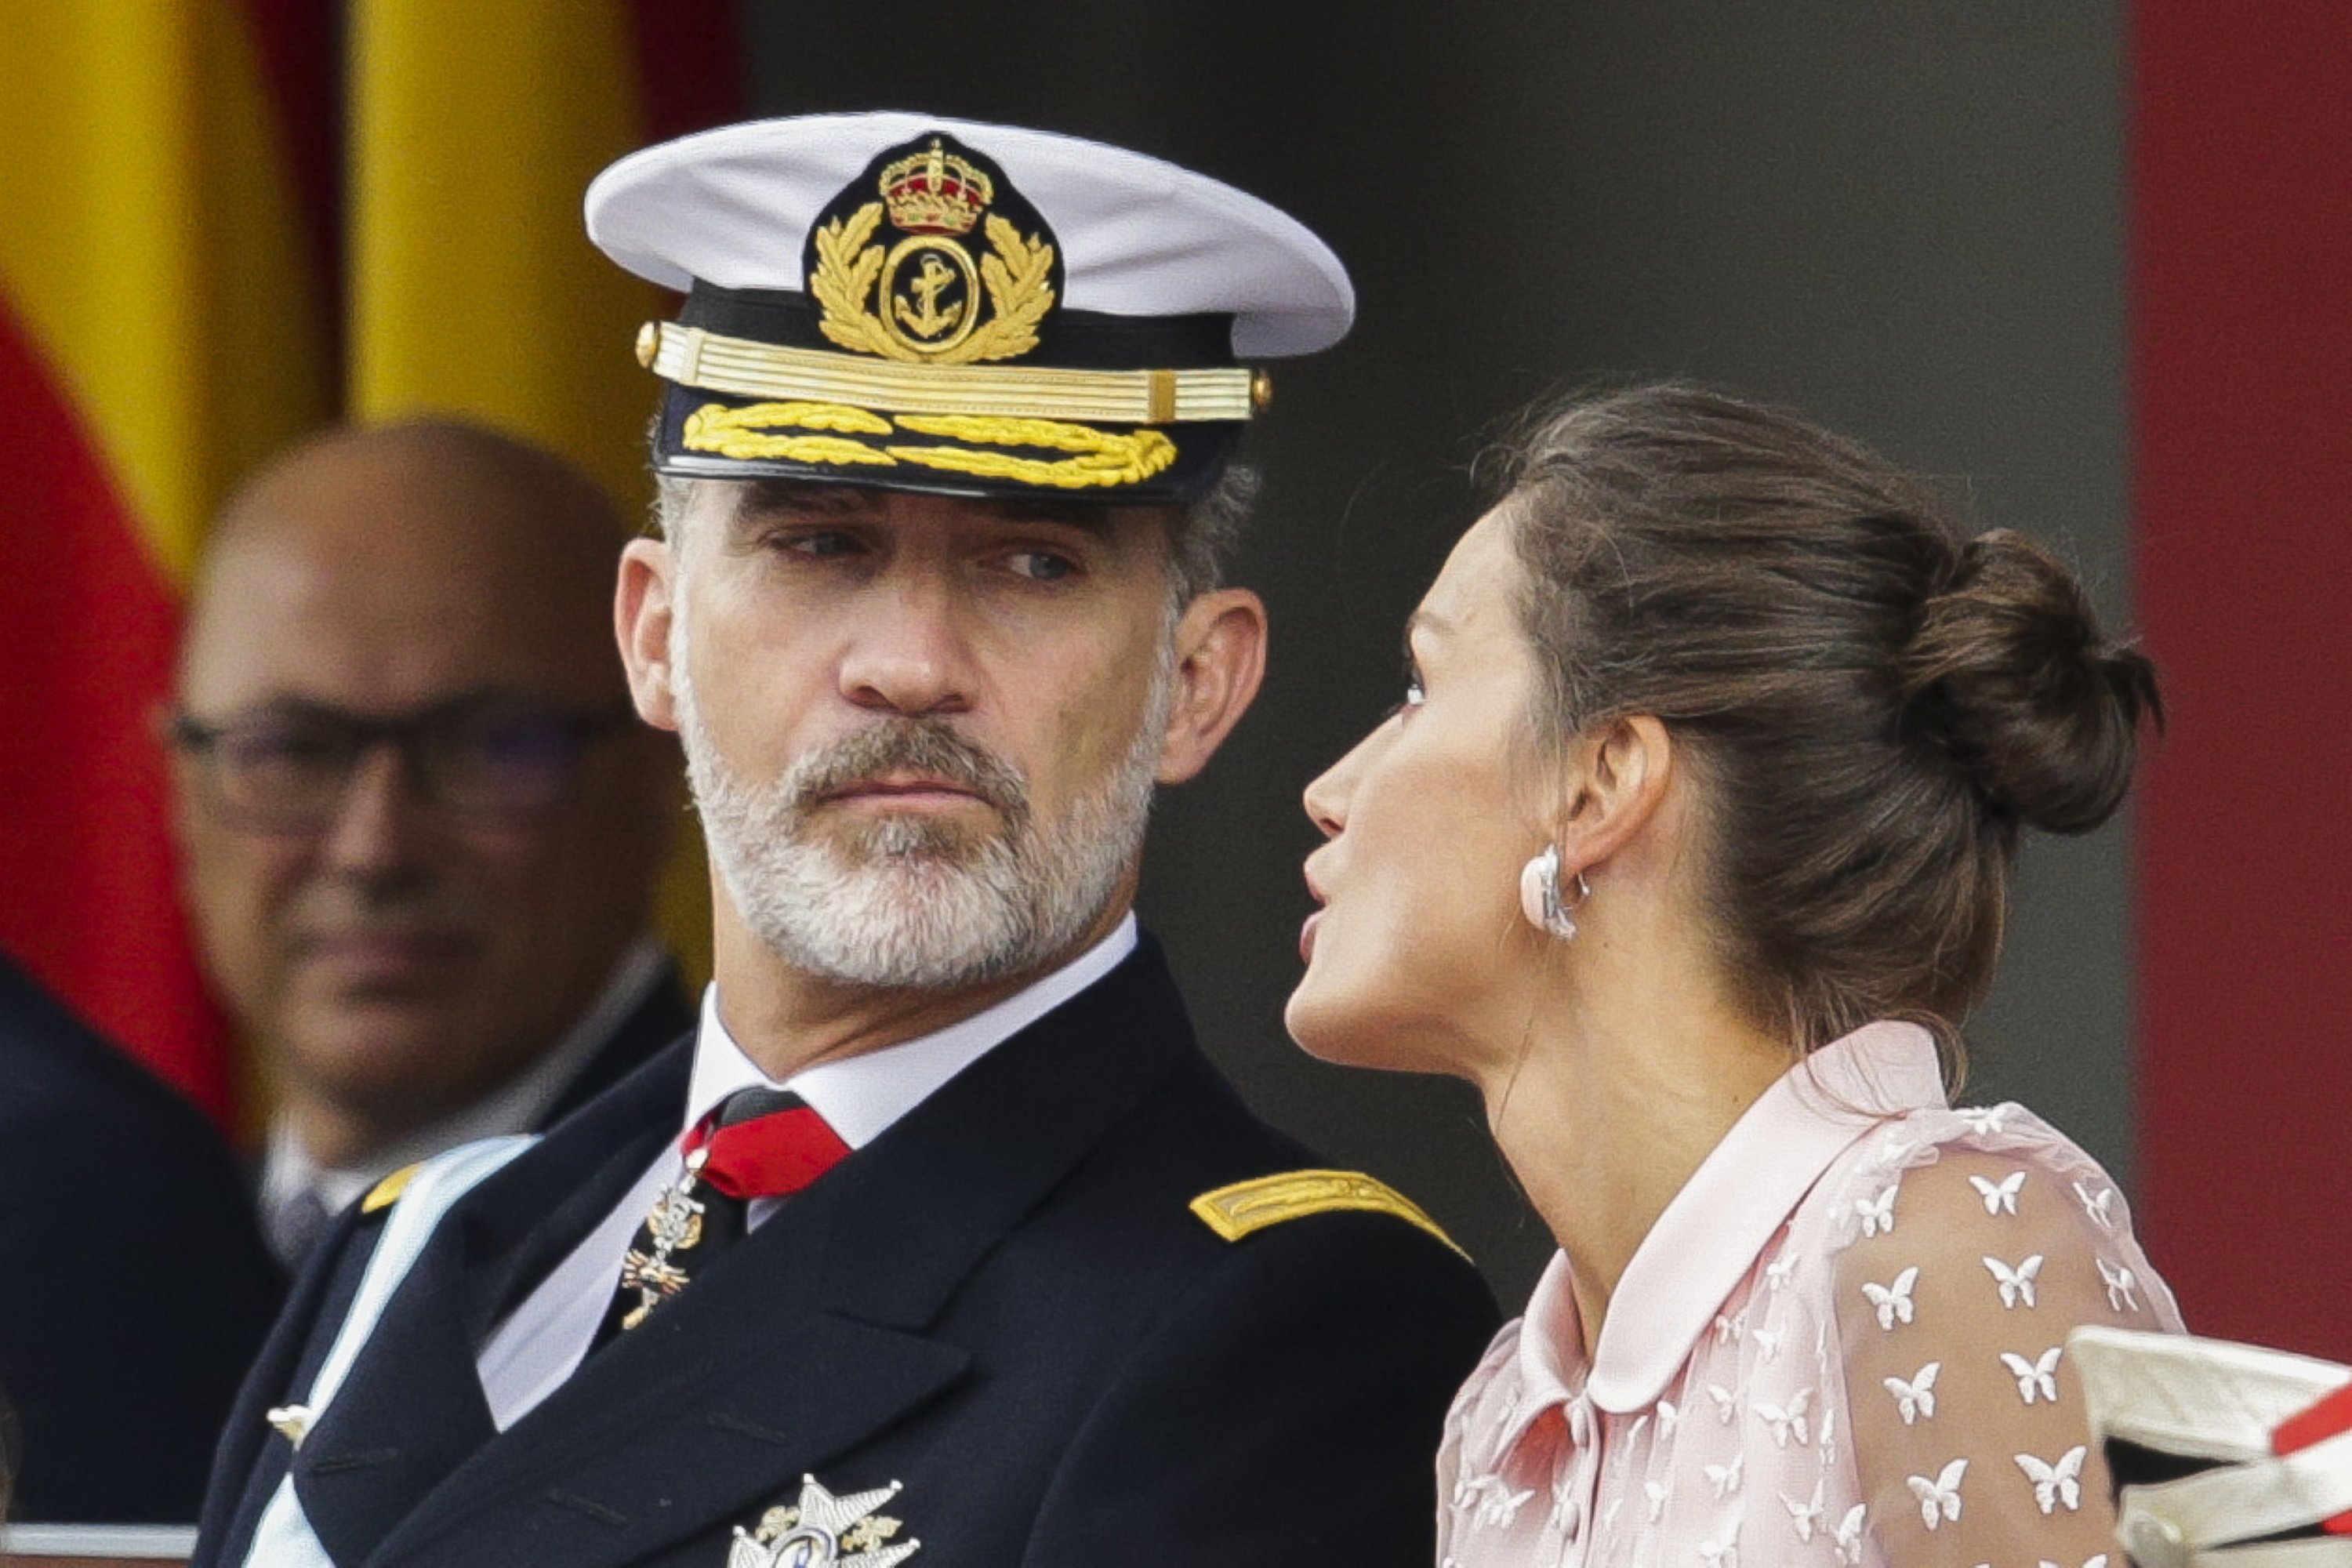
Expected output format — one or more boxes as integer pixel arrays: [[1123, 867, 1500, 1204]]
[[728, 1475, 920, 1568]]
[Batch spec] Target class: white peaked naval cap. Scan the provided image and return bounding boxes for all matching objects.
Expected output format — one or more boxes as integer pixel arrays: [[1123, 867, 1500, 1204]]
[[583, 113, 1352, 503], [588, 111, 1354, 358]]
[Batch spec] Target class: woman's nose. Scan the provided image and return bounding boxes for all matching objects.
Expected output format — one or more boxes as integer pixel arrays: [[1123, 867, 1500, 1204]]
[[1302, 738, 1365, 840]]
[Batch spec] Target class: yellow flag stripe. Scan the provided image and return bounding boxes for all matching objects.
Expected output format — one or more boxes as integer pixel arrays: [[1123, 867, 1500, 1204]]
[[347, 0, 664, 510]]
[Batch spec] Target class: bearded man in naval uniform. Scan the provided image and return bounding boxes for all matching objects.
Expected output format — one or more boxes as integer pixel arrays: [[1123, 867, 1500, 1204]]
[[194, 113, 1498, 1568]]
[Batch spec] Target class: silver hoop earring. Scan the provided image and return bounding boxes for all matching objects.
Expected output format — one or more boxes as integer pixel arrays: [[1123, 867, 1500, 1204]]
[[1518, 844, 1591, 942]]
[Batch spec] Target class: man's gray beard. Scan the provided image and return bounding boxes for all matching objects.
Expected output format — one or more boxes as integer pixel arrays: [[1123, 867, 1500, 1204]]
[[672, 619, 1171, 992]]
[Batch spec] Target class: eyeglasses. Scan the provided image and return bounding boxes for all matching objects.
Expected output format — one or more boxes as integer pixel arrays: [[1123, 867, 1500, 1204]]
[[166, 695, 640, 833]]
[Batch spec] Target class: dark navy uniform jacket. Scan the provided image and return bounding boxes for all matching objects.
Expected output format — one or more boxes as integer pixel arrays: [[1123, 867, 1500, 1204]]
[[0, 953, 282, 1522], [194, 936, 1500, 1566]]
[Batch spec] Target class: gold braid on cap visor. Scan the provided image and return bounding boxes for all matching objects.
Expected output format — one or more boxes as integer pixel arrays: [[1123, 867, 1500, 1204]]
[[641, 321, 1268, 425], [644, 322, 1274, 490]]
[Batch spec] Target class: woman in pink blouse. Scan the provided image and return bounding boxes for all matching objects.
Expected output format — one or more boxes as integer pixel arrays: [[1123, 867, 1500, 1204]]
[[1289, 385, 2183, 1567]]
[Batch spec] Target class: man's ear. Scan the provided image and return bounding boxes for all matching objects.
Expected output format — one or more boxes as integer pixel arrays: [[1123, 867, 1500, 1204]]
[[1551, 714, 1675, 873], [1154, 587, 1268, 786], [615, 537, 681, 733]]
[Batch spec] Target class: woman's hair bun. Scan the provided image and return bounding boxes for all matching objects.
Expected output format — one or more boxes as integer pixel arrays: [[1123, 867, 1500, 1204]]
[[1897, 528, 2162, 834]]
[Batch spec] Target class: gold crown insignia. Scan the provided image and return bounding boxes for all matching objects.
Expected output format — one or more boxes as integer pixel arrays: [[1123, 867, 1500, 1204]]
[[879, 140, 994, 235]]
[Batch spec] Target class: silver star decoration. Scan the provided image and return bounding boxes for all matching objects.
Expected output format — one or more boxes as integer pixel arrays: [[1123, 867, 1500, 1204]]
[[728, 1474, 920, 1568]]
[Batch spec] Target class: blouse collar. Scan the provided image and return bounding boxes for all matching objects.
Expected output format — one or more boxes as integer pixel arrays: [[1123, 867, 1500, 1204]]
[[1512, 1020, 1947, 1424]]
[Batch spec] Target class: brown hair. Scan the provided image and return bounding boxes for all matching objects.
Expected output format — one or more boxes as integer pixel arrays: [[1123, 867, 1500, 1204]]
[[1501, 384, 2161, 1050]]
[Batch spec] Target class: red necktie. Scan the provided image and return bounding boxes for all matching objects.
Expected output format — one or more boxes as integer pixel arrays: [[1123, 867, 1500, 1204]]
[[597, 1087, 850, 1342]]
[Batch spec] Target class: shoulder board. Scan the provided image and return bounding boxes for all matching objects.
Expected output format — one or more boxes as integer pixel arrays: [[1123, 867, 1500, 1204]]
[[1189, 1169, 1468, 1260], [361, 1162, 424, 1214]]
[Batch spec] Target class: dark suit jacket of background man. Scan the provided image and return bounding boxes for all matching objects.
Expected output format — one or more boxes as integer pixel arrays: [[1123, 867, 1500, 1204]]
[[533, 964, 693, 1130], [262, 960, 691, 1273], [195, 935, 1501, 1566], [0, 952, 283, 1523]]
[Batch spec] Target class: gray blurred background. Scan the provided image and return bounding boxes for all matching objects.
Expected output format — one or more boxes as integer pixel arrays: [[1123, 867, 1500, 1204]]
[[744, 2, 2133, 1304]]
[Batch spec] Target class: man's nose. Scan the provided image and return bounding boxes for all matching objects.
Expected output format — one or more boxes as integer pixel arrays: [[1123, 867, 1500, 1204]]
[[317, 743, 429, 873], [838, 572, 977, 717]]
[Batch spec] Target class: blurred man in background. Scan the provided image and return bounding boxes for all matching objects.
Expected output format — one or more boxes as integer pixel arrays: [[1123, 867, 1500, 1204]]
[[0, 951, 280, 1522], [166, 420, 691, 1266]]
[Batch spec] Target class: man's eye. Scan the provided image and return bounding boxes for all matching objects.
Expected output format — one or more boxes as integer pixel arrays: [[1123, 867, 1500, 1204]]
[[1006, 550, 1078, 583], [781, 530, 861, 557]]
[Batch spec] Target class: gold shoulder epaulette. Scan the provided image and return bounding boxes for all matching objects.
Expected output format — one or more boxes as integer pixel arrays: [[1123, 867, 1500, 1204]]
[[361, 1163, 423, 1214], [1189, 1170, 1468, 1260]]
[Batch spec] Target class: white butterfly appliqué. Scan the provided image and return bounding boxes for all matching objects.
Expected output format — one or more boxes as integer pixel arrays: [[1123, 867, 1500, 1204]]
[[1753, 1327, 1784, 1363], [1644, 1479, 1670, 1523], [1856, 1186, 1898, 1238], [1698, 1540, 1738, 1568], [1547, 1475, 1577, 1535], [1969, 1171, 2026, 1215], [2002, 1345, 2063, 1404], [2016, 1445, 2087, 1514], [2074, 1179, 2118, 1233], [2099, 1256, 2140, 1312], [1863, 1265, 1919, 1329], [1755, 1388, 1813, 1447], [1957, 1105, 2011, 1136], [1704, 1453, 1744, 1498], [1907, 1458, 1967, 1530], [1832, 1504, 1868, 1566], [1706, 1383, 1740, 1425], [1766, 1252, 1799, 1292], [1884, 1360, 1940, 1424], [1713, 1309, 1748, 1346], [1655, 1398, 1681, 1438], [1983, 1253, 2044, 1308], [1784, 1478, 1826, 1542], [1466, 1475, 1534, 1529]]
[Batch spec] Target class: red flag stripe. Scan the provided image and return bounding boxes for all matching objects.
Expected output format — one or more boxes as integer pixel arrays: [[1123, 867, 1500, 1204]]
[[0, 294, 230, 1120]]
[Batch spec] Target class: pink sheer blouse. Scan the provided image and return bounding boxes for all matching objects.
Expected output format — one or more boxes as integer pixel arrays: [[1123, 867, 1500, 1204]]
[[1437, 1022, 2183, 1568]]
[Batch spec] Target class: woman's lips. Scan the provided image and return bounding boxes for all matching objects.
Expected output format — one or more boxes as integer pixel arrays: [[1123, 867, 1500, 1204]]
[[1299, 908, 1323, 964]]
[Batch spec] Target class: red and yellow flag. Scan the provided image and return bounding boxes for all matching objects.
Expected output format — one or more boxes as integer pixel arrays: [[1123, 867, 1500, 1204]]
[[0, 3, 336, 1122], [0, 3, 735, 1127]]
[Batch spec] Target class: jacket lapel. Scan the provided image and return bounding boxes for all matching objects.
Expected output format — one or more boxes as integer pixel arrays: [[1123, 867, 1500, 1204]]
[[290, 1038, 692, 1566], [365, 939, 1198, 1568]]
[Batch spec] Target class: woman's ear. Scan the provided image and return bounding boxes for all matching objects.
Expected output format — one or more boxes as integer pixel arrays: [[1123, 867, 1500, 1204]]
[[1551, 714, 1675, 873]]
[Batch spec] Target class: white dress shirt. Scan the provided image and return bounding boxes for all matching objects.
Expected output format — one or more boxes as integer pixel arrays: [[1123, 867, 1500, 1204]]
[[258, 938, 670, 1263], [474, 914, 1138, 1431]]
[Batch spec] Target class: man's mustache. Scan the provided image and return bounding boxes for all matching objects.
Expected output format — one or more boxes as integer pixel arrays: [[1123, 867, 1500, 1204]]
[[787, 721, 1030, 826]]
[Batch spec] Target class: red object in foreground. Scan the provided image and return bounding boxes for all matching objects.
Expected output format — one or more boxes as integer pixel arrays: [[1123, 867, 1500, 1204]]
[[2270, 1377, 2352, 1533]]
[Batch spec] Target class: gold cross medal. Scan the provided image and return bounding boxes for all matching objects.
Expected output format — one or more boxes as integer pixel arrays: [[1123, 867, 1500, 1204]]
[[728, 1475, 920, 1568], [619, 1151, 710, 1330]]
